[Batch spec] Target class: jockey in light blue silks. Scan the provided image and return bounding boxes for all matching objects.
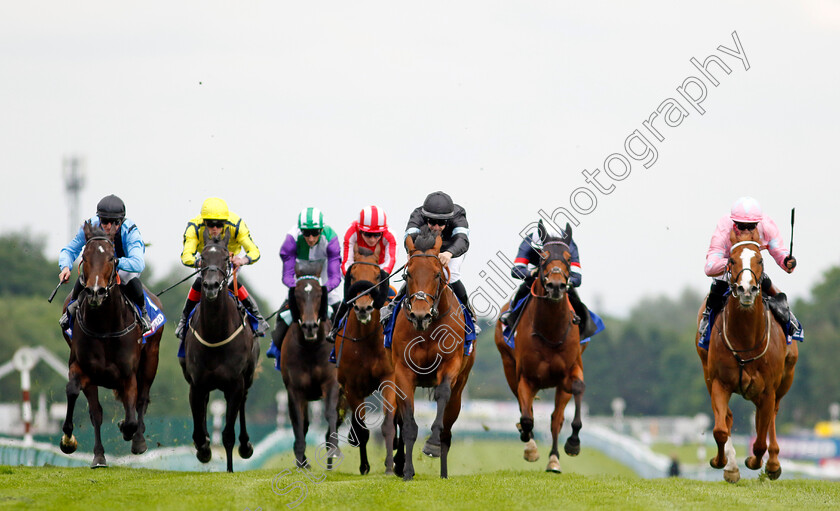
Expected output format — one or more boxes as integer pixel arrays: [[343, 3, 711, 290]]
[[267, 207, 342, 364], [58, 194, 151, 333]]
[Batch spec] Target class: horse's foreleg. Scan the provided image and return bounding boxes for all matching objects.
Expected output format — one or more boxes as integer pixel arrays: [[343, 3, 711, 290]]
[[222, 381, 245, 473], [287, 390, 309, 469], [323, 382, 341, 470], [709, 380, 733, 471], [396, 370, 418, 481], [60, 365, 82, 454], [81, 383, 106, 468], [765, 399, 782, 479], [189, 385, 211, 464], [439, 373, 469, 480], [119, 376, 139, 442], [548, 388, 571, 473], [564, 366, 585, 457], [238, 383, 254, 460], [423, 377, 452, 459], [746, 392, 775, 472], [516, 378, 536, 443], [133, 339, 160, 455], [381, 401, 397, 475]]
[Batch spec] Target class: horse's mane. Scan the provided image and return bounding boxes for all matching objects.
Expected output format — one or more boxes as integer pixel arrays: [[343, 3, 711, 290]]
[[413, 225, 438, 252], [296, 260, 323, 277], [357, 246, 375, 257]]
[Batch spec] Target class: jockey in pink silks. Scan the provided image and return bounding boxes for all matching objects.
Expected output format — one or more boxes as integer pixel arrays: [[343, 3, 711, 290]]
[[698, 196, 802, 348]]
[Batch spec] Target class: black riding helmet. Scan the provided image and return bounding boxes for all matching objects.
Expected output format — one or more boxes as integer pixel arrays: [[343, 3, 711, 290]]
[[420, 191, 455, 220], [96, 194, 126, 221]]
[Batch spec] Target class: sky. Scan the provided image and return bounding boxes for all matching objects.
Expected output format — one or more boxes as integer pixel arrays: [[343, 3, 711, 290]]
[[2, 1, 839, 318]]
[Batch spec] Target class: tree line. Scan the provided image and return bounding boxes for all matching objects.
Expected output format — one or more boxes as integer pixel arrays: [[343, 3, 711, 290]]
[[1, 231, 835, 433]]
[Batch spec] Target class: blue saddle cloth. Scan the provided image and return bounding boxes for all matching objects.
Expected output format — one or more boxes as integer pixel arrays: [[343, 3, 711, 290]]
[[178, 293, 259, 357], [383, 294, 476, 356], [502, 296, 604, 349], [64, 291, 166, 345], [698, 294, 805, 350]]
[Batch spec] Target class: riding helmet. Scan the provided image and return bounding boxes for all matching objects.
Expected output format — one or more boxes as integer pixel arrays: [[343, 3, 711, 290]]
[[201, 197, 230, 221], [730, 196, 763, 223], [420, 191, 455, 220], [358, 205, 388, 233], [298, 207, 324, 230], [96, 194, 126, 220]]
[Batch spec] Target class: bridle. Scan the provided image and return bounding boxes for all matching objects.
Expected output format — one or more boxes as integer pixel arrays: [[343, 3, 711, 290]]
[[294, 274, 323, 331], [726, 240, 763, 298], [199, 248, 233, 296], [80, 236, 118, 300], [403, 252, 447, 320], [531, 241, 572, 301]]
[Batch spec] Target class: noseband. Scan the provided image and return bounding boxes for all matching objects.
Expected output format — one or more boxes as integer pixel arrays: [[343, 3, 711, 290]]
[[403, 253, 446, 320], [200, 254, 233, 295]]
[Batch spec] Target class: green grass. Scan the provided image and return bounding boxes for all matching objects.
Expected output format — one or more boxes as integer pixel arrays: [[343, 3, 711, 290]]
[[1, 440, 839, 511]]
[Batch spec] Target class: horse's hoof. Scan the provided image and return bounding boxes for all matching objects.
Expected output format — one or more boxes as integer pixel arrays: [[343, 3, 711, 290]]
[[523, 439, 539, 462], [745, 456, 762, 471], [239, 442, 254, 459], [403, 473, 414, 482], [360, 463, 370, 475], [196, 446, 212, 464], [546, 454, 562, 473], [709, 457, 725, 470], [385, 467, 395, 476], [60, 434, 78, 454], [422, 439, 441, 458], [90, 455, 107, 469], [119, 420, 137, 441], [394, 464, 404, 478], [564, 438, 581, 457], [766, 466, 782, 480], [724, 467, 740, 483], [131, 435, 147, 455]]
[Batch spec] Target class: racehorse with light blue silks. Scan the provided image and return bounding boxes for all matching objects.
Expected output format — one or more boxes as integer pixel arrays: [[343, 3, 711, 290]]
[[59, 221, 164, 468]]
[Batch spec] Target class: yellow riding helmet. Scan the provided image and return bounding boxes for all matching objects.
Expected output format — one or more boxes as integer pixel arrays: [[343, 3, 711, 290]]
[[200, 197, 230, 221]]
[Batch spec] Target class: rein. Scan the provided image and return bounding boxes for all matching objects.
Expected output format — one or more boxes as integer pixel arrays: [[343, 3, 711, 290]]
[[403, 253, 446, 321]]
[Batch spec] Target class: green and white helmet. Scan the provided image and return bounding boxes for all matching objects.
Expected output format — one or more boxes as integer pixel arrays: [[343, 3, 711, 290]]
[[298, 207, 324, 230]]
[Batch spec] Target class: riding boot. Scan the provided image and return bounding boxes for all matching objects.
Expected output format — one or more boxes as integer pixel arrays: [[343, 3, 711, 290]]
[[766, 292, 805, 341], [175, 298, 199, 341], [270, 318, 289, 361], [500, 279, 532, 327], [568, 287, 586, 331], [241, 295, 270, 337], [123, 277, 152, 333], [698, 279, 729, 337], [326, 301, 349, 343], [380, 284, 406, 326], [448, 280, 480, 333], [59, 278, 85, 330]]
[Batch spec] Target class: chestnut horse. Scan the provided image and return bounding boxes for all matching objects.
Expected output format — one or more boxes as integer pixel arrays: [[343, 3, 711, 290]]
[[280, 260, 341, 469], [695, 227, 798, 483], [494, 228, 585, 473], [182, 230, 260, 472], [335, 244, 399, 475], [59, 221, 163, 468], [391, 227, 475, 480]]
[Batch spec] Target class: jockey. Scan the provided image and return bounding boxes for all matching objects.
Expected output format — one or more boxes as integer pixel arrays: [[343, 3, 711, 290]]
[[174, 197, 269, 342], [698, 196, 801, 342], [380, 191, 474, 324], [326, 205, 397, 342], [269, 207, 342, 360], [58, 194, 151, 333], [498, 220, 586, 330]]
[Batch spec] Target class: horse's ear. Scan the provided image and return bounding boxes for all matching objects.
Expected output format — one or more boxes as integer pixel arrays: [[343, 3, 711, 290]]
[[564, 222, 573, 241], [202, 226, 209, 244], [405, 234, 415, 253], [354, 242, 361, 259], [83, 220, 93, 239], [314, 261, 324, 277], [537, 220, 547, 244], [373, 242, 381, 260], [294, 260, 302, 277], [223, 229, 231, 246]]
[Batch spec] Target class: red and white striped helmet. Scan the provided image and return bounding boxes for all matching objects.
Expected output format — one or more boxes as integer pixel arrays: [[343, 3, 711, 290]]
[[358, 205, 388, 233]]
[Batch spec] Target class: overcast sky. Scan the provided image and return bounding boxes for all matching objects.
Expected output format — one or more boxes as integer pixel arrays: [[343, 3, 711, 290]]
[[2, 1, 838, 319]]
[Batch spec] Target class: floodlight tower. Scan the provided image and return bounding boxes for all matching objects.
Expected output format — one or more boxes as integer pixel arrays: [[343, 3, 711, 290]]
[[62, 156, 85, 239]]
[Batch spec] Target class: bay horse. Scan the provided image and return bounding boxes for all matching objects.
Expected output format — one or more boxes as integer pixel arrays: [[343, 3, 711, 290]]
[[335, 244, 398, 475], [280, 260, 341, 469], [695, 227, 798, 483], [391, 227, 474, 480], [59, 221, 163, 468], [182, 229, 260, 472], [494, 227, 586, 473]]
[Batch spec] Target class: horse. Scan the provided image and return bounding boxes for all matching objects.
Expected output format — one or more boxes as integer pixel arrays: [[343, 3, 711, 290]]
[[695, 227, 798, 483], [280, 260, 341, 469], [58, 221, 163, 468], [391, 227, 475, 480], [494, 228, 586, 473], [182, 229, 260, 472], [335, 244, 398, 475]]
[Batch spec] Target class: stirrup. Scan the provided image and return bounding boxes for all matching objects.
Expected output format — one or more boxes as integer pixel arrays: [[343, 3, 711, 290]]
[[379, 304, 393, 326], [59, 312, 71, 330], [175, 317, 188, 340]]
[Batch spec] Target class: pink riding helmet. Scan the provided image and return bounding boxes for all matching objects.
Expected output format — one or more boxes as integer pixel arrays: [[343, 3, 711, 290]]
[[730, 196, 763, 223]]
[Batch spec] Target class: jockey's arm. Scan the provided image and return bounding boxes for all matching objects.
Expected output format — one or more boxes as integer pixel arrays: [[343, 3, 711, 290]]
[[181, 221, 201, 267], [326, 235, 342, 292], [279, 234, 298, 288], [58, 224, 87, 273], [118, 223, 146, 274]]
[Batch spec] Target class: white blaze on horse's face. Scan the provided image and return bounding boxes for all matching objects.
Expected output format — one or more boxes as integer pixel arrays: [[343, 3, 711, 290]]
[[304, 283, 312, 294], [736, 247, 759, 306], [97, 246, 105, 254]]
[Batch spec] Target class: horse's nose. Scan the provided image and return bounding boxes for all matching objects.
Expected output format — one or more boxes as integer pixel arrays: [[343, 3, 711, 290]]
[[544, 281, 566, 298], [356, 304, 373, 315], [409, 311, 432, 330], [301, 320, 319, 338], [94, 287, 108, 302]]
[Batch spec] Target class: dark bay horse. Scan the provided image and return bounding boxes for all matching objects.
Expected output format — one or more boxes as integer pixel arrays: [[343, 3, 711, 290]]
[[391, 227, 474, 480], [494, 228, 585, 473], [183, 230, 260, 472], [280, 260, 341, 469], [59, 221, 163, 468], [695, 227, 798, 483], [335, 244, 398, 475]]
